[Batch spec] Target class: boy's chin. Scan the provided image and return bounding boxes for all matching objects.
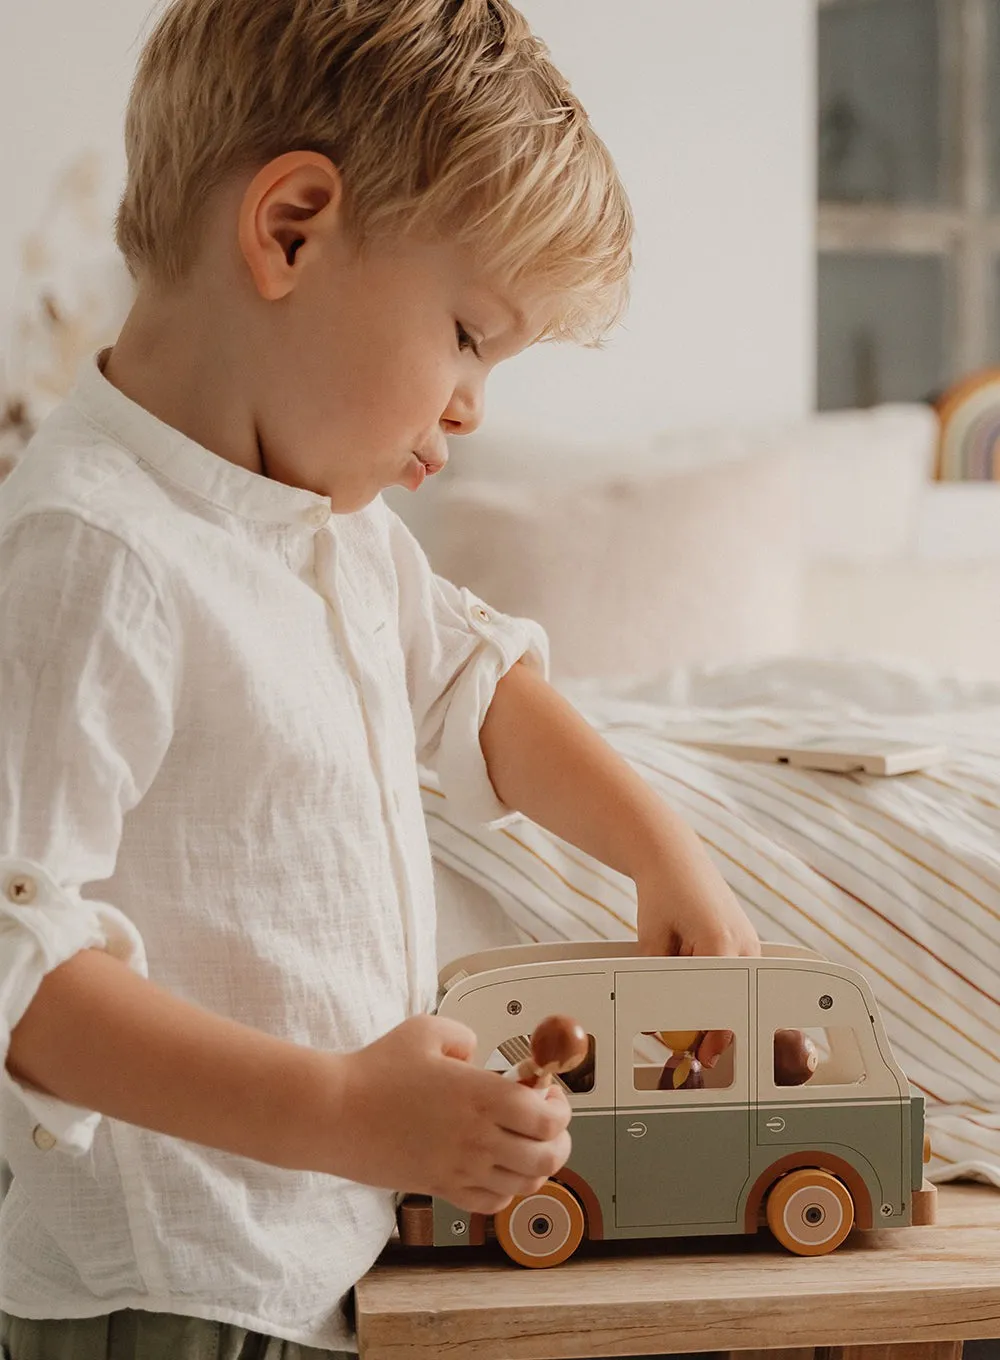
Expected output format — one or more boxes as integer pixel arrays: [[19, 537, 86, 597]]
[[322, 461, 419, 512]]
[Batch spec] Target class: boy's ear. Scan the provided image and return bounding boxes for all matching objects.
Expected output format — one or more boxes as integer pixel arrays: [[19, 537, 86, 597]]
[[238, 151, 343, 301]]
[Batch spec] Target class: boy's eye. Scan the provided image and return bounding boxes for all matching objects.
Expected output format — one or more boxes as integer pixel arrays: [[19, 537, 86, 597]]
[[456, 322, 481, 358]]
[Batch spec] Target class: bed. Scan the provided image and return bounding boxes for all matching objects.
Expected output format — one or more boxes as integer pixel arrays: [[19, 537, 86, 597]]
[[431, 656, 1000, 1190]]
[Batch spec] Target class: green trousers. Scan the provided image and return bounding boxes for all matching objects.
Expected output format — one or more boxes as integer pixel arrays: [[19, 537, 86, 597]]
[[0, 1311, 354, 1360]]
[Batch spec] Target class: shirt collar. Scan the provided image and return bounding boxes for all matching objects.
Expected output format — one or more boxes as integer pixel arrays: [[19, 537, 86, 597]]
[[68, 350, 332, 529]]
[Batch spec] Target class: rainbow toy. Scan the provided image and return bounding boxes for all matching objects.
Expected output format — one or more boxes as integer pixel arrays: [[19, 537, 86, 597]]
[[936, 368, 1000, 480]]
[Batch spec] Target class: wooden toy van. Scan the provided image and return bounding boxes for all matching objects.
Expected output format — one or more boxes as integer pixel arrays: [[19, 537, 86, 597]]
[[397, 941, 936, 1267]]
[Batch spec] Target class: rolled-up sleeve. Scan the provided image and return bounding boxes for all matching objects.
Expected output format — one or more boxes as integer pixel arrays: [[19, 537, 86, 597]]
[[386, 508, 549, 827], [0, 511, 174, 1153]]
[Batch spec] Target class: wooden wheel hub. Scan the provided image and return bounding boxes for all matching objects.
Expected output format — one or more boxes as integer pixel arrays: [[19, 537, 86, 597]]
[[494, 1181, 585, 1268], [766, 1168, 855, 1256]]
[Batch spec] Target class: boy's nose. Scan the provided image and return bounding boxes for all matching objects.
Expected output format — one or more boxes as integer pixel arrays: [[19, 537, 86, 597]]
[[441, 385, 484, 437]]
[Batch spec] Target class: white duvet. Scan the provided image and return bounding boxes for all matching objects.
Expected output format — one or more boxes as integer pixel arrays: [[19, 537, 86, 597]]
[[425, 657, 1000, 1190]]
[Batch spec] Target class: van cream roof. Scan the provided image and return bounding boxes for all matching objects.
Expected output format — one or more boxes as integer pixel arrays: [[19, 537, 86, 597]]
[[438, 939, 825, 995]]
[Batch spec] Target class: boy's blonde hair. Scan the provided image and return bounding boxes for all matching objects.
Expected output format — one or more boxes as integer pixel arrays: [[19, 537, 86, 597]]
[[116, 0, 632, 344]]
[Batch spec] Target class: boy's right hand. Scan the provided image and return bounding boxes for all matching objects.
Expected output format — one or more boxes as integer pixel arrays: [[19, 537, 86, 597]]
[[331, 1014, 573, 1215]]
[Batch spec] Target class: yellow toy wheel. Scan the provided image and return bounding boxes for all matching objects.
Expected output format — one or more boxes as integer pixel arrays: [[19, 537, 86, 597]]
[[766, 1168, 855, 1256], [494, 1181, 585, 1268]]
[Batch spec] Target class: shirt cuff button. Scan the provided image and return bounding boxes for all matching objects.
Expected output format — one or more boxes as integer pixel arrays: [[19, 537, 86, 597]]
[[32, 1125, 57, 1152], [5, 874, 37, 905], [473, 605, 491, 624]]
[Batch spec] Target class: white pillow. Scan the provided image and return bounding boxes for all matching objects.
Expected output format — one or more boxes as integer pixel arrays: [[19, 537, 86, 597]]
[[394, 405, 935, 570], [383, 428, 658, 556], [768, 404, 938, 562], [435, 427, 659, 486], [427, 446, 802, 681]]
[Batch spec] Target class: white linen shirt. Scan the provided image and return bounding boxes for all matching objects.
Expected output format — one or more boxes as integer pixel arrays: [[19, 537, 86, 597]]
[[0, 353, 547, 1350]]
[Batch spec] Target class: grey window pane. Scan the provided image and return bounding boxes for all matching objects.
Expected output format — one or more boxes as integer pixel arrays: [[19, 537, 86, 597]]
[[992, 257, 1000, 363], [819, 0, 946, 206], [818, 253, 949, 409], [989, 1, 1000, 206]]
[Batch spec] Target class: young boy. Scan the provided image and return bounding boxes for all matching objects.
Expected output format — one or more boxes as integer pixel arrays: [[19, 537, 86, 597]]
[[0, 0, 758, 1354]]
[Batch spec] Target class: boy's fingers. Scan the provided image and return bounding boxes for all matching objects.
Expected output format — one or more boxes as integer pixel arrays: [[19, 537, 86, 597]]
[[494, 1084, 572, 1142], [480, 1165, 551, 1200], [697, 1029, 734, 1068], [454, 1187, 514, 1216], [492, 1128, 572, 1182]]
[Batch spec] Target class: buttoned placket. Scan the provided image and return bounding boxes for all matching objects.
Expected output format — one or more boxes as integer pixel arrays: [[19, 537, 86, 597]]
[[310, 523, 423, 1014]]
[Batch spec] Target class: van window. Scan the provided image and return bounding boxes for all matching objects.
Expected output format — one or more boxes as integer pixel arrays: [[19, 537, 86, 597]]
[[486, 1032, 597, 1094], [632, 1030, 736, 1092], [771, 1026, 866, 1087]]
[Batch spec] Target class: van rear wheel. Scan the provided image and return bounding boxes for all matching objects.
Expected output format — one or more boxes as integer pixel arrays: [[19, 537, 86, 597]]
[[766, 1168, 855, 1255], [494, 1181, 585, 1268]]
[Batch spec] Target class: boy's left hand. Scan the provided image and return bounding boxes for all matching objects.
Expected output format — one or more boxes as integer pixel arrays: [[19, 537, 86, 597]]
[[634, 869, 759, 960]]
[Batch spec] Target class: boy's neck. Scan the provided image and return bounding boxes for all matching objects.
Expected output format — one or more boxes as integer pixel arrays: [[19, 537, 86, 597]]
[[104, 287, 266, 479]]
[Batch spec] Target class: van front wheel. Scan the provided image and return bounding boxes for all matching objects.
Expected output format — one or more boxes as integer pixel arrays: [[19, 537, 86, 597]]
[[766, 1168, 855, 1255], [494, 1181, 585, 1268]]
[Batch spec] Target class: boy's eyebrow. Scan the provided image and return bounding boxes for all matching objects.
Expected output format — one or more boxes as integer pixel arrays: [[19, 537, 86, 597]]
[[479, 287, 528, 337], [501, 299, 528, 334]]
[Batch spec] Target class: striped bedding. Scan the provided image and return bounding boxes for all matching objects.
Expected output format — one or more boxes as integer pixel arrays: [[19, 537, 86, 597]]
[[424, 658, 1000, 1190]]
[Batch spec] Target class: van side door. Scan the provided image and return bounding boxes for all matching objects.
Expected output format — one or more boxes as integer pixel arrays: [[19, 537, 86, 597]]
[[613, 964, 751, 1231]]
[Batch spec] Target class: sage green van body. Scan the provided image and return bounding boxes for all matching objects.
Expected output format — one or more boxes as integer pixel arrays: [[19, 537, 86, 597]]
[[428, 943, 925, 1249]]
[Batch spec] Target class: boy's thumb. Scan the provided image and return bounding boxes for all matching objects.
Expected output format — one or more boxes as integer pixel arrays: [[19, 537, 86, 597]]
[[431, 1015, 477, 1063]]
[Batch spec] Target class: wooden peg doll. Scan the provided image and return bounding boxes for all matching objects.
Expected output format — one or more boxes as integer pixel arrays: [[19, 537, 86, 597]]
[[510, 1015, 589, 1091], [655, 1029, 706, 1090], [773, 1028, 819, 1086]]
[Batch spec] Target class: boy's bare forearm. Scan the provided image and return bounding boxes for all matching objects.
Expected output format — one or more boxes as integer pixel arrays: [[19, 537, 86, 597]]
[[6, 948, 340, 1170], [480, 662, 759, 958], [480, 661, 690, 882]]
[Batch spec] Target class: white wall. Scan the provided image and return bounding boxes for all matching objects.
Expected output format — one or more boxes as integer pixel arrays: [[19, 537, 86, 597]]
[[0, 0, 816, 433], [0, 0, 155, 320], [506, 0, 817, 434]]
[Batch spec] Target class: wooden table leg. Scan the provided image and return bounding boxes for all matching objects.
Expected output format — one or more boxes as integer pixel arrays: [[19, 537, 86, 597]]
[[723, 1349, 816, 1360], [823, 1346, 963, 1359], [720, 1351, 816, 1359], [720, 1346, 963, 1359]]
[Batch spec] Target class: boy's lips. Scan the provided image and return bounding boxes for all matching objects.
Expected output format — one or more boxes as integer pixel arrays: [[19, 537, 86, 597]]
[[403, 448, 447, 492], [413, 449, 447, 475]]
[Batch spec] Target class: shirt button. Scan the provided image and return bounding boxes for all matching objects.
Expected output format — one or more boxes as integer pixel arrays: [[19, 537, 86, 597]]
[[473, 605, 491, 625], [32, 1125, 57, 1152], [5, 874, 37, 906]]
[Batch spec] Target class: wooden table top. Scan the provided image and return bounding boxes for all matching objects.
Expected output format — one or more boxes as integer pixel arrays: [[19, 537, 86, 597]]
[[355, 1184, 1000, 1359]]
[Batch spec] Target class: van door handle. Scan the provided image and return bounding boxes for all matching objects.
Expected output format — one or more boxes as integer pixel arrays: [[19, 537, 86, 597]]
[[766, 1117, 786, 1133], [626, 1121, 647, 1139]]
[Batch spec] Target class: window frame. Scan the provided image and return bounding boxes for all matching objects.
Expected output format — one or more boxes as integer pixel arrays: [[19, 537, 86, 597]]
[[818, 0, 998, 401]]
